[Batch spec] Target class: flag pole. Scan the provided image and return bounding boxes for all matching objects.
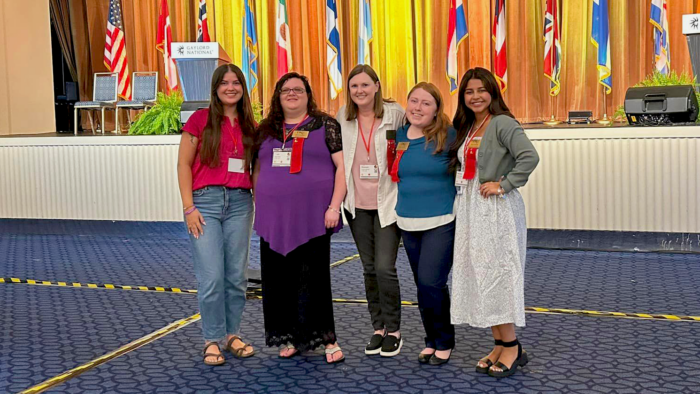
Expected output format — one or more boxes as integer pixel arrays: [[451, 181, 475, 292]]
[[544, 94, 561, 125], [544, 0, 561, 126], [597, 85, 612, 125]]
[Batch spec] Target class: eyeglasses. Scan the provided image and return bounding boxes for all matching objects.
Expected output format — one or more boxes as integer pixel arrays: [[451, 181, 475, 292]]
[[280, 87, 306, 96]]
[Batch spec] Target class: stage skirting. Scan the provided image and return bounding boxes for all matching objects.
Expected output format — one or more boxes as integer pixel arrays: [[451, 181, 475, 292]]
[[1, 127, 699, 233]]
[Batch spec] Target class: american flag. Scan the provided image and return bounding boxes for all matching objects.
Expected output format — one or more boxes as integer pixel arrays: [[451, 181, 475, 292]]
[[104, 0, 131, 100], [492, 0, 507, 93], [543, 0, 561, 96], [197, 0, 211, 42]]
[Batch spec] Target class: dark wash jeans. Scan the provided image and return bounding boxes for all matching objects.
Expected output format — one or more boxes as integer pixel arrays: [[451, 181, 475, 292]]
[[401, 221, 456, 350]]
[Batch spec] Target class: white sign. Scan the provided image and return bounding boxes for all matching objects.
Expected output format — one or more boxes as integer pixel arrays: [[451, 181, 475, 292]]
[[682, 14, 700, 35], [171, 42, 219, 59]]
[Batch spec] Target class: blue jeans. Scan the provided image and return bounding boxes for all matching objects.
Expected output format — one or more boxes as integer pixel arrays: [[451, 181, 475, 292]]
[[188, 186, 253, 342], [401, 221, 456, 350]]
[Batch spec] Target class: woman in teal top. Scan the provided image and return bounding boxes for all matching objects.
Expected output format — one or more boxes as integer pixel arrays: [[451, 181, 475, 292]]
[[391, 82, 457, 365]]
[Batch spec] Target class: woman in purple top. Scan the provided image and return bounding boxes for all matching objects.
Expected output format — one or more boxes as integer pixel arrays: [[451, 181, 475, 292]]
[[252, 72, 347, 363]]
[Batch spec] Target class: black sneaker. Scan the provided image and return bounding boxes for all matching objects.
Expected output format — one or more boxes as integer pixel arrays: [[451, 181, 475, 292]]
[[365, 333, 385, 355], [380, 335, 403, 357]]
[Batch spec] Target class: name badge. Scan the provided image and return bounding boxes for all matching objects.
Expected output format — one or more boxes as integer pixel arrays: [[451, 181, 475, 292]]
[[228, 158, 245, 173], [272, 148, 292, 167], [455, 171, 469, 186], [468, 139, 482, 149], [397, 142, 410, 151], [292, 130, 309, 138], [360, 165, 379, 179]]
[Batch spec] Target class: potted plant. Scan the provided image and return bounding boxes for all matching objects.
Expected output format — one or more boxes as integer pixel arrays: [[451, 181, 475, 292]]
[[128, 91, 264, 135], [128, 91, 184, 135]]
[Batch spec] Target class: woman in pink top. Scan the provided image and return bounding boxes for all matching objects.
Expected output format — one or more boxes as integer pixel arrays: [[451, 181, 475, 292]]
[[337, 65, 405, 357], [177, 64, 257, 366]]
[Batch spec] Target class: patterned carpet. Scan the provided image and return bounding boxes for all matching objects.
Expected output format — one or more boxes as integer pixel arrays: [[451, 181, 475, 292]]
[[1, 220, 699, 394]]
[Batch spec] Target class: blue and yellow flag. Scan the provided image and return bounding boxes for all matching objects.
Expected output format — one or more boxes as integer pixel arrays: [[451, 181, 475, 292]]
[[591, 0, 612, 94], [650, 0, 670, 75], [242, 0, 259, 95]]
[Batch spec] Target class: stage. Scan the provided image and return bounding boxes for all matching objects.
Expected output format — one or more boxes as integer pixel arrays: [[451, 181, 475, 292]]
[[2, 123, 700, 234]]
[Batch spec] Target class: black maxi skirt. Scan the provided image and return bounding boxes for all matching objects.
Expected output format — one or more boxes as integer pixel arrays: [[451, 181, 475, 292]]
[[260, 233, 337, 350]]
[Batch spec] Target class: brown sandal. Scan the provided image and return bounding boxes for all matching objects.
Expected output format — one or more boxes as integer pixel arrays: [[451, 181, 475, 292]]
[[202, 342, 225, 366], [226, 335, 255, 358]]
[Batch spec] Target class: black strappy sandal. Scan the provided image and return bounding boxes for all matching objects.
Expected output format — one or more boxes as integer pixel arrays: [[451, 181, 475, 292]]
[[476, 339, 504, 374], [488, 339, 529, 378], [202, 342, 225, 366], [226, 335, 255, 358]]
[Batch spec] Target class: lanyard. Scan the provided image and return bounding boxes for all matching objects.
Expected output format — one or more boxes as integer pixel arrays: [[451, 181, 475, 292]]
[[358, 118, 377, 162], [225, 118, 239, 157], [282, 114, 309, 149], [463, 114, 491, 167]]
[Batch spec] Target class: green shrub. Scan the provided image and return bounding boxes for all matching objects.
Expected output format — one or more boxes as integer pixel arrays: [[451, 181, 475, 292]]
[[128, 90, 264, 135], [128, 91, 184, 135]]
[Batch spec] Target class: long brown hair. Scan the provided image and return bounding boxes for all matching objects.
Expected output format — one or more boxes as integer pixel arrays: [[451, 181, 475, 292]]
[[344, 64, 395, 121], [449, 67, 515, 170], [199, 64, 257, 170], [406, 82, 452, 154], [256, 72, 327, 146]]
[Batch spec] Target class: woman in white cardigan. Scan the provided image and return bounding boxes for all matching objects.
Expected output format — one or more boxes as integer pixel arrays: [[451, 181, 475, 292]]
[[337, 64, 405, 358]]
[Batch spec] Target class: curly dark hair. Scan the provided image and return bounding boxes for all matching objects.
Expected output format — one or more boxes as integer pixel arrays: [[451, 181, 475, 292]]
[[255, 73, 328, 149]]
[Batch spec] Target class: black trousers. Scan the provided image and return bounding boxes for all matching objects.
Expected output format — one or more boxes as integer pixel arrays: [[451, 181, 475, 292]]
[[401, 221, 456, 351], [260, 234, 337, 350], [346, 208, 402, 332]]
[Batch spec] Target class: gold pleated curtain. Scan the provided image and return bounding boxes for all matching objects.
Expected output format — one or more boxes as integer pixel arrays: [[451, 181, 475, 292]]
[[69, 0, 698, 125]]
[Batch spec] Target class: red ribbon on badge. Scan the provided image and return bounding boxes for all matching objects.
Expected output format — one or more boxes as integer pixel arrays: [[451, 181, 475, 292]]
[[389, 150, 404, 182], [462, 145, 477, 180], [390, 142, 409, 183], [290, 137, 304, 174], [462, 114, 490, 180], [387, 139, 396, 172]]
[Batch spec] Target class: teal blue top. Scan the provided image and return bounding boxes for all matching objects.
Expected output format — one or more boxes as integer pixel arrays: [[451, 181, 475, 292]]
[[395, 125, 457, 218]]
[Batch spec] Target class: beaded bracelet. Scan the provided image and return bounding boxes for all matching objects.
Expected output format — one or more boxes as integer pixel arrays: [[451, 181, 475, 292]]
[[184, 206, 197, 215], [327, 206, 341, 214]]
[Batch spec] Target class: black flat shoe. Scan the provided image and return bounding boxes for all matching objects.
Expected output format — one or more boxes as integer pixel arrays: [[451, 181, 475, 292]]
[[365, 333, 385, 355], [476, 339, 503, 374], [418, 352, 434, 364], [488, 339, 529, 378], [428, 349, 453, 365]]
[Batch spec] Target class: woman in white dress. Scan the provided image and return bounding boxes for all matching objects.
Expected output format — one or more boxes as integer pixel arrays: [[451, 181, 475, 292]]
[[449, 68, 539, 378]]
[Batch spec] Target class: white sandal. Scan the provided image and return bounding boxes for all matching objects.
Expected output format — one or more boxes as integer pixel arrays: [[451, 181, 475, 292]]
[[278, 342, 298, 359], [324, 345, 345, 364]]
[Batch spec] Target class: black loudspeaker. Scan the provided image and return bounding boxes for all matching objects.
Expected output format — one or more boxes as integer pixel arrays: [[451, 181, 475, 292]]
[[624, 85, 699, 125]]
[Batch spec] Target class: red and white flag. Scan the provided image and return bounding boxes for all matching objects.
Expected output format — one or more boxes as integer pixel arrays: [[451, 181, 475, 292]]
[[156, 0, 178, 92], [197, 0, 211, 42], [492, 0, 507, 93], [544, 0, 562, 96], [276, 0, 292, 76], [104, 0, 131, 99]]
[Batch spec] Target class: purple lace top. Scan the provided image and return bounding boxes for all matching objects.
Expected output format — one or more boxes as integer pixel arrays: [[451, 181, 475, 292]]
[[254, 115, 343, 255]]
